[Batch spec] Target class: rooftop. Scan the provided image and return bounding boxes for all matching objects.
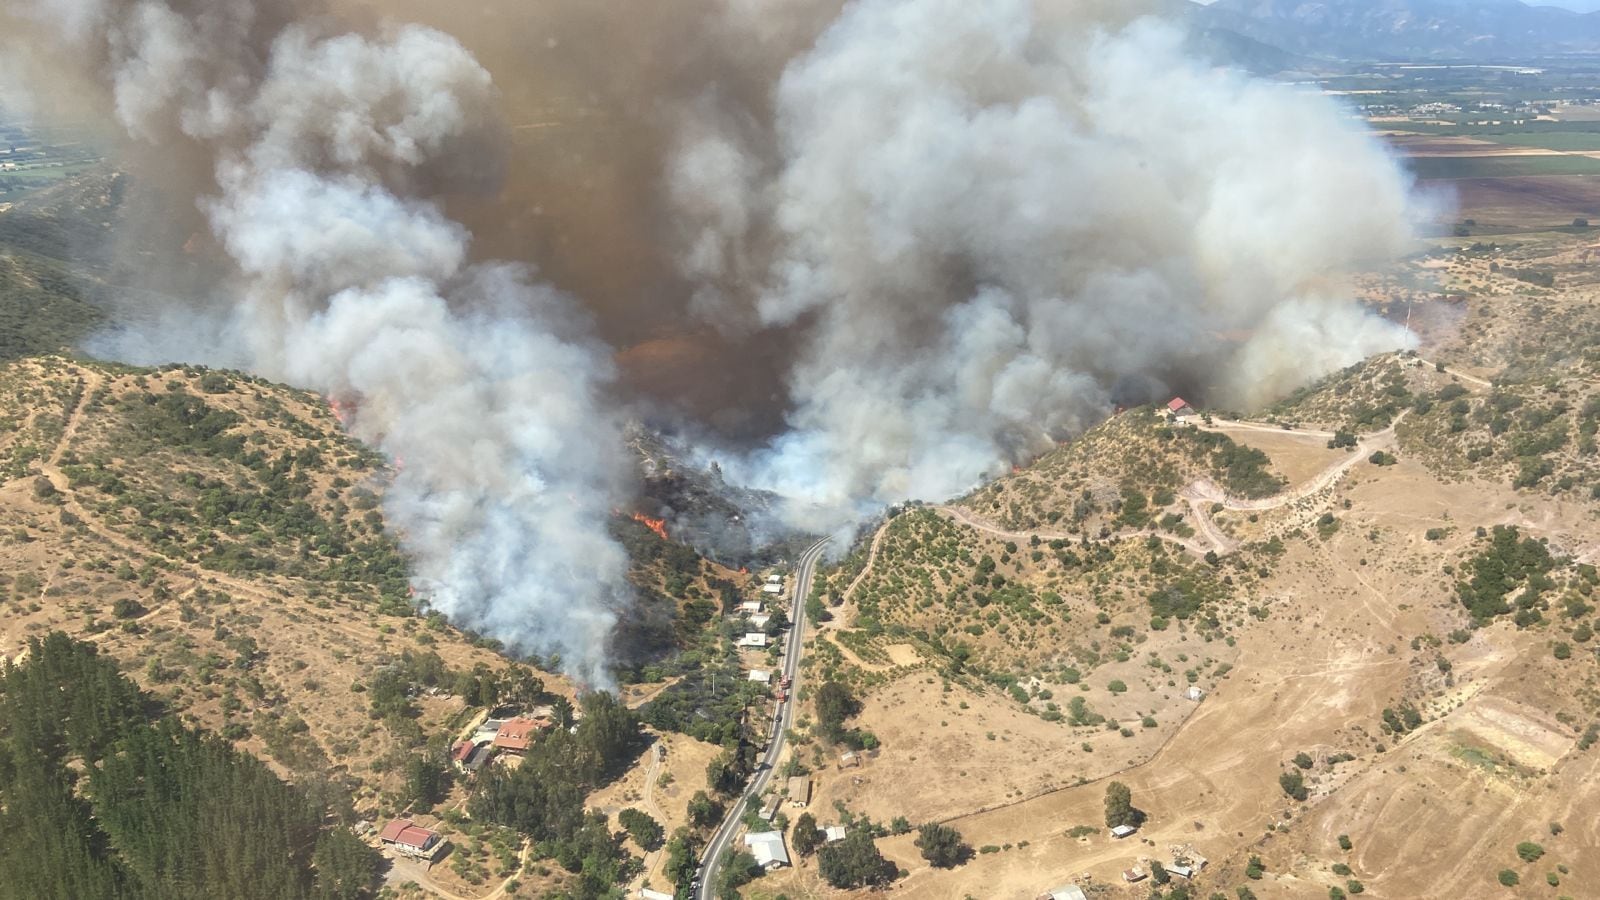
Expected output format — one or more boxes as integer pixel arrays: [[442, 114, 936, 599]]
[[378, 819, 439, 849], [744, 830, 791, 868]]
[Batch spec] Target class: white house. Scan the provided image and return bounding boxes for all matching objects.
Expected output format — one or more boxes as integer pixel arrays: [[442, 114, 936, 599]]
[[823, 825, 847, 844], [640, 890, 674, 900], [739, 599, 763, 614], [736, 633, 769, 649], [749, 612, 772, 629], [765, 573, 783, 585], [1110, 824, 1138, 838], [744, 831, 791, 870], [1041, 886, 1088, 900], [748, 669, 772, 684], [761, 583, 783, 595]]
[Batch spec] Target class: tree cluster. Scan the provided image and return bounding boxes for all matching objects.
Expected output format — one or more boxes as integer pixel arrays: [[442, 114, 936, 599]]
[[0, 632, 378, 900]]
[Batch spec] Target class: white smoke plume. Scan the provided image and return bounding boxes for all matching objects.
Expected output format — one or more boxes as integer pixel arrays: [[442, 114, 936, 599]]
[[2, 0, 1434, 679], [673, 0, 1424, 531], [8, 1, 630, 686]]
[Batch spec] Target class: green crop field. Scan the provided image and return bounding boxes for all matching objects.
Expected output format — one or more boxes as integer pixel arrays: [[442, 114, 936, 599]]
[[1405, 155, 1600, 179], [1481, 132, 1600, 151]]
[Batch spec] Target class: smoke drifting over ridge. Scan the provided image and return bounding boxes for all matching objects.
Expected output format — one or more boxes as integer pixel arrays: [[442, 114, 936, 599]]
[[671, 0, 1423, 531], [1, 0, 1425, 680], [4, 0, 629, 685]]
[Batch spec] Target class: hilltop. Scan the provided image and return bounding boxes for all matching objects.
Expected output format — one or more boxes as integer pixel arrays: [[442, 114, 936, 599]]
[[744, 235, 1600, 900]]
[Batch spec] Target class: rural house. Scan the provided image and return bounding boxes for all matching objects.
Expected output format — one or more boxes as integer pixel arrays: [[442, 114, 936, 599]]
[[744, 831, 791, 870], [1167, 396, 1197, 420], [378, 819, 446, 862], [492, 716, 550, 755], [737, 633, 769, 649], [1038, 886, 1088, 900], [1111, 824, 1138, 838]]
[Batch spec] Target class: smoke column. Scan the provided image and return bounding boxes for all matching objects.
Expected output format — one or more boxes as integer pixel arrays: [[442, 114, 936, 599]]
[[672, 0, 1425, 531], [1, 0, 1434, 677], [4, 1, 630, 686]]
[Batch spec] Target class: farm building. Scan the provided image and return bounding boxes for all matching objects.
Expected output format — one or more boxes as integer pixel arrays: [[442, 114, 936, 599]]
[[1111, 824, 1138, 838], [1038, 886, 1088, 900], [787, 775, 812, 808], [744, 831, 791, 870], [748, 669, 772, 684], [737, 633, 769, 648], [758, 795, 782, 822], [823, 825, 847, 844], [1169, 863, 1195, 879], [749, 612, 772, 629], [765, 573, 783, 585], [739, 600, 763, 614], [639, 890, 674, 900], [839, 750, 860, 769], [378, 819, 446, 862], [1167, 396, 1197, 420], [761, 582, 783, 595], [1123, 867, 1147, 883]]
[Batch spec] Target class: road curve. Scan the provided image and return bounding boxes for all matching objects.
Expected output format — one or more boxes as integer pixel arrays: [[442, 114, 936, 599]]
[[695, 536, 830, 900]]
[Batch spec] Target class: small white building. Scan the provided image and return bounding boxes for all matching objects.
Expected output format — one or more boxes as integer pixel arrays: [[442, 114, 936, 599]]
[[1110, 824, 1138, 838], [823, 825, 847, 844], [748, 669, 773, 684], [744, 831, 791, 870], [1169, 864, 1195, 879], [1041, 886, 1088, 900], [739, 599, 763, 614], [749, 612, 772, 629], [765, 573, 783, 585], [1185, 686, 1206, 701], [762, 582, 783, 595], [737, 633, 769, 649], [640, 890, 674, 900]]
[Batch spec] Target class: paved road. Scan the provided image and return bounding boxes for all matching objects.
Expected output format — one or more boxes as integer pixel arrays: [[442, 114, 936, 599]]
[[695, 536, 830, 900]]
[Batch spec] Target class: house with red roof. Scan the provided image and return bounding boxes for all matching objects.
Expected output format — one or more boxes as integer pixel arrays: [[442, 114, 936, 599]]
[[378, 818, 446, 861], [490, 716, 553, 755], [1166, 396, 1197, 421]]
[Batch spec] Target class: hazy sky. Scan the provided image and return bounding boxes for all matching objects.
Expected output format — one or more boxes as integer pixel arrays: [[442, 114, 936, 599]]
[[1193, 0, 1600, 10]]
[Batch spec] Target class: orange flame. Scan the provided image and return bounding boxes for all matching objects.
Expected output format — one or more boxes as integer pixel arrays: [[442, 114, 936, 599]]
[[631, 512, 669, 541], [327, 396, 354, 427]]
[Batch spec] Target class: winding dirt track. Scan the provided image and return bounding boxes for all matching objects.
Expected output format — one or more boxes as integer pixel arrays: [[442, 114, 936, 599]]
[[924, 414, 1409, 576]]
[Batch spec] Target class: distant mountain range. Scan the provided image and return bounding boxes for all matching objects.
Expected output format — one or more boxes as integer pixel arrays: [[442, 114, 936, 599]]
[[1188, 0, 1600, 62]]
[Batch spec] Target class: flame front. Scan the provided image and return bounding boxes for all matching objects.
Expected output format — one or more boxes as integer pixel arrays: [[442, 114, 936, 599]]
[[632, 512, 669, 541]]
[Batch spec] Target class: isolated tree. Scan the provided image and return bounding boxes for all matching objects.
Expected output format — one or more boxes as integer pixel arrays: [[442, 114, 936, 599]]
[[1104, 781, 1136, 828], [915, 822, 970, 868], [814, 681, 859, 741], [818, 830, 894, 889], [792, 812, 823, 857], [688, 791, 721, 828], [618, 808, 664, 852], [1279, 769, 1308, 802], [1150, 860, 1170, 884]]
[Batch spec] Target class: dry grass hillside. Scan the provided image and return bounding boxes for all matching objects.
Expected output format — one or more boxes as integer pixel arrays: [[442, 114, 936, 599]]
[[752, 235, 1600, 900], [0, 355, 739, 831], [961, 408, 1290, 534]]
